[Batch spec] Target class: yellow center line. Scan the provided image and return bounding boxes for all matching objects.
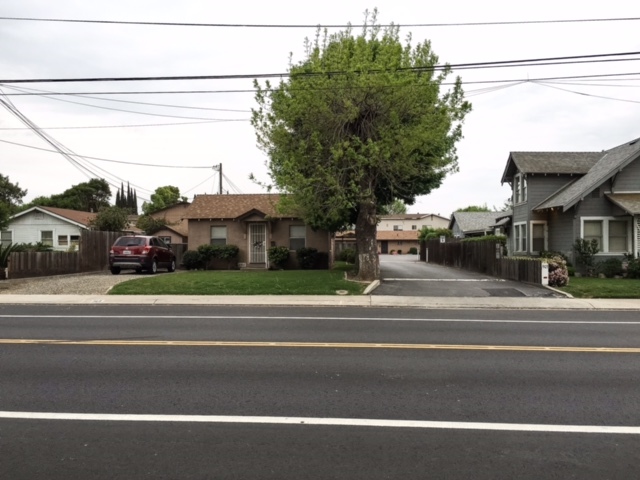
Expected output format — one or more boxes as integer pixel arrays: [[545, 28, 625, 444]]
[[0, 339, 638, 353]]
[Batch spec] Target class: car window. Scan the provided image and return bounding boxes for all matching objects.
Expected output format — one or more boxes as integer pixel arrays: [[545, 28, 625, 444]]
[[156, 237, 169, 249], [115, 237, 145, 247]]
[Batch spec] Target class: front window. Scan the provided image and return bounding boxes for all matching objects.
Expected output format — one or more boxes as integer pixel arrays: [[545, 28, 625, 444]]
[[411, 225, 417, 230], [531, 222, 546, 253], [210, 226, 227, 246], [1, 230, 12, 247], [514, 174, 527, 204], [289, 225, 306, 250], [58, 235, 69, 247], [514, 223, 526, 252], [70, 235, 80, 247], [583, 220, 603, 250], [41, 231, 53, 246], [582, 218, 630, 253], [393, 225, 403, 231]]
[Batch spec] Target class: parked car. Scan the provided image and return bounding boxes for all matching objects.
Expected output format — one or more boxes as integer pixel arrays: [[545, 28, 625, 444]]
[[109, 235, 176, 275]]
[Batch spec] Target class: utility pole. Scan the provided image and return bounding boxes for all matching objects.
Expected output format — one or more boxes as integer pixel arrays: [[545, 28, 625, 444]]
[[213, 164, 223, 194]]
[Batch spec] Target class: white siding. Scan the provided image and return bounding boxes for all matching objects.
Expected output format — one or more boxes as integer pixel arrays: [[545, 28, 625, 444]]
[[7, 212, 87, 251]]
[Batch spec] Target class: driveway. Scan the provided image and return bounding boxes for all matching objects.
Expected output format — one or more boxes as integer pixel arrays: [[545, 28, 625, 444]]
[[372, 254, 561, 298]]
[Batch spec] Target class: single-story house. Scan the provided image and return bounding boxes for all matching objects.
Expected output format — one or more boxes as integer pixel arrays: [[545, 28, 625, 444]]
[[184, 194, 332, 269], [449, 211, 507, 238], [499, 135, 640, 261], [2, 206, 97, 251]]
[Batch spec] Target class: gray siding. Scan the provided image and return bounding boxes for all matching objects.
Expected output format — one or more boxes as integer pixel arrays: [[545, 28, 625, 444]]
[[613, 157, 640, 191], [547, 210, 574, 255]]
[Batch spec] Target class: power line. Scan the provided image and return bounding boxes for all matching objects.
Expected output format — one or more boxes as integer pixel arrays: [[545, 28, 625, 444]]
[[0, 119, 248, 131], [0, 138, 214, 168], [2, 84, 252, 112], [2, 51, 640, 84], [2, 15, 640, 28], [2, 72, 640, 97]]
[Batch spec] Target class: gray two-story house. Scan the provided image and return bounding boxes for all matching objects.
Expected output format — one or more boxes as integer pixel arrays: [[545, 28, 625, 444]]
[[500, 136, 640, 262]]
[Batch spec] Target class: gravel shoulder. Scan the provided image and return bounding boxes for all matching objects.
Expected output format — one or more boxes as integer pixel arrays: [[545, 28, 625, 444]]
[[0, 271, 161, 295]]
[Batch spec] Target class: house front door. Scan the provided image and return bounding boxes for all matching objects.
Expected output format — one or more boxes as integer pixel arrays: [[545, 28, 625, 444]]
[[249, 223, 267, 264], [381, 241, 388, 254]]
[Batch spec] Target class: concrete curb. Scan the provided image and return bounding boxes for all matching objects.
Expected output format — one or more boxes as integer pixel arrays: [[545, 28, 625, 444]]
[[0, 294, 639, 310]]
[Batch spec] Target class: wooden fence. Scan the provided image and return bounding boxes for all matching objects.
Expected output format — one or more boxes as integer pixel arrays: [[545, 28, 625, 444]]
[[8, 230, 122, 279], [423, 238, 543, 284]]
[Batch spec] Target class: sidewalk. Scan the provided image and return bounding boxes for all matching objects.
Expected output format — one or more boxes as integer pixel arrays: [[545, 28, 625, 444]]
[[0, 294, 639, 310]]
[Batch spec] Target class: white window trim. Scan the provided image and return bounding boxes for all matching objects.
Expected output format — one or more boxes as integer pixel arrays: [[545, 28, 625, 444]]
[[513, 222, 526, 253], [530, 221, 548, 254], [1, 229, 13, 247], [514, 173, 527, 205], [580, 217, 631, 254], [40, 229, 54, 247]]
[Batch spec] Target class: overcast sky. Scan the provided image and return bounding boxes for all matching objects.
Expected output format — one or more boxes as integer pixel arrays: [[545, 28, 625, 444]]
[[1, 1, 639, 218]]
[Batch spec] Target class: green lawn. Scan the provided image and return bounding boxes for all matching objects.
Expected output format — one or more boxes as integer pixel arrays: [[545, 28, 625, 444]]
[[108, 266, 366, 295], [559, 276, 640, 299]]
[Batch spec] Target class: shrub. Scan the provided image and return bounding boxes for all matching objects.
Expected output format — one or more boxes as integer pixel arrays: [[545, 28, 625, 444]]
[[338, 248, 356, 264], [625, 256, 640, 279], [408, 247, 418, 255], [596, 258, 623, 278], [573, 238, 599, 275], [216, 244, 240, 269], [182, 250, 203, 270], [296, 247, 318, 269], [544, 255, 569, 287], [268, 246, 289, 269], [197, 244, 217, 269]]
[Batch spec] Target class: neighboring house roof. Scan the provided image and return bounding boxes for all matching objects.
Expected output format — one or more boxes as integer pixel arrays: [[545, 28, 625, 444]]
[[500, 152, 602, 184], [605, 193, 640, 215], [534, 137, 640, 212], [448, 211, 503, 234], [162, 223, 189, 237], [376, 231, 419, 241], [11, 206, 97, 228], [185, 194, 284, 220]]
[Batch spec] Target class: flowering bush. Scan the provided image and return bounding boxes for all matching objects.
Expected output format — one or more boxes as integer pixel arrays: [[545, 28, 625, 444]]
[[545, 255, 569, 287]]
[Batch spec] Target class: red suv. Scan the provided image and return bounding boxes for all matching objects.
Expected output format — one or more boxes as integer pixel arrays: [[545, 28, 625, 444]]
[[109, 235, 176, 275]]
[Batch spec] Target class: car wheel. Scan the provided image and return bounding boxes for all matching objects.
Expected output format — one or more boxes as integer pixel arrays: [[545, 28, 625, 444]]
[[149, 259, 158, 274], [110, 267, 121, 275], [168, 258, 176, 273]]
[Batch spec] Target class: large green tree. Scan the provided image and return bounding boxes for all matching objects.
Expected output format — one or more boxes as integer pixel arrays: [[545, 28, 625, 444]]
[[23, 178, 111, 212], [142, 186, 186, 215], [90, 206, 128, 232], [0, 174, 27, 230], [252, 12, 471, 280]]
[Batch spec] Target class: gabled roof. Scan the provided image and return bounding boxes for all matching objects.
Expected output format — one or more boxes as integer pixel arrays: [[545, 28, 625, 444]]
[[11, 206, 96, 228], [500, 151, 602, 184], [184, 194, 286, 220], [534, 137, 640, 212], [448, 211, 503, 234]]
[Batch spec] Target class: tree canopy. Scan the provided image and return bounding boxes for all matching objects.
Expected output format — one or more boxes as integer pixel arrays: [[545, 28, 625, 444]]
[[142, 186, 186, 215], [455, 204, 491, 212], [23, 178, 111, 213], [0, 174, 27, 230], [115, 182, 138, 215], [381, 199, 407, 215], [252, 11, 471, 280], [90, 206, 129, 232]]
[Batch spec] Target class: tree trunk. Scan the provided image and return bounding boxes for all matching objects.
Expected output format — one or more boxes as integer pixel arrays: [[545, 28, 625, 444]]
[[355, 199, 380, 281]]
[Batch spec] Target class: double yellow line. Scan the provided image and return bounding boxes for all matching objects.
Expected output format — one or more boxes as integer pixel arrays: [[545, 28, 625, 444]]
[[1, 339, 639, 353]]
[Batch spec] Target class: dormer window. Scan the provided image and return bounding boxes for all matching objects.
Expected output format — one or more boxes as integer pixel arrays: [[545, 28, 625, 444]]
[[514, 173, 527, 204]]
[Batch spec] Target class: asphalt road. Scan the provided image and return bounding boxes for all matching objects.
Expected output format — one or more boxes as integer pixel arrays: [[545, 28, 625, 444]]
[[374, 254, 560, 297], [1, 304, 639, 479]]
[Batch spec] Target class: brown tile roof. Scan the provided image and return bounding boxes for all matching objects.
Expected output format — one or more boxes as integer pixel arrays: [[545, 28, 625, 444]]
[[185, 194, 287, 220], [376, 230, 419, 241], [39, 206, 97, 227]]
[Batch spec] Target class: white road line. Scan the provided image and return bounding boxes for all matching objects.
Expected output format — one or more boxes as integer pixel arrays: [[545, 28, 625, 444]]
[[1, 411, 638, 434], [1, 315, 639, 325]]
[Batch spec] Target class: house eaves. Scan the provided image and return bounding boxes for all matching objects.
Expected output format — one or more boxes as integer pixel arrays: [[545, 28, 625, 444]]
[[534, 137, 640, 212], [606, 193, 640, 215], [500, 151, 601, 184], [10, 206, 96, 229]]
